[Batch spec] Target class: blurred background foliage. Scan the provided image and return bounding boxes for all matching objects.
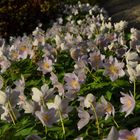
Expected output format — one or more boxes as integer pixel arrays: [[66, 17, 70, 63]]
[[0, 0, 102, 40]]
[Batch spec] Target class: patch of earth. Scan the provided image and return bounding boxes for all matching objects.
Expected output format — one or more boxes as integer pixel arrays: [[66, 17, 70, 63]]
[[99, 0, 140, 29]]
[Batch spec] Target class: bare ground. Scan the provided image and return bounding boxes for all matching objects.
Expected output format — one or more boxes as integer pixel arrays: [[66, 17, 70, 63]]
[[99, 0, 140, 29]]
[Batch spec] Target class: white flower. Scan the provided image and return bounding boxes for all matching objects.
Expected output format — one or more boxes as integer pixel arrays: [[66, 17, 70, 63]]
[[0, 90, 6, 105], [114, 20, 127, 32], [22, 100, 34, 114], [84, 93, 95, 108], [120, 92, 135, 117], [32, 87, 43, 103]]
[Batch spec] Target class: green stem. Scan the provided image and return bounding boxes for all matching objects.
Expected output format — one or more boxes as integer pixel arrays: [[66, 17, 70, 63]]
[[7, 104, 15, 125], [85, 67, 97, 81], [45, 126, 48, 135], [112, 117, 119, 128], [8, 100, 17, 121], [41, 97, 46, 108], [133, 80, 136, 98], [58, 109, 65, 136], [90, 103, 100, 135]]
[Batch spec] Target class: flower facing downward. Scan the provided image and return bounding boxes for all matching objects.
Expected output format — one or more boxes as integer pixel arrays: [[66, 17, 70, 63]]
[[120, 92, 135, 117], [101, 96, 115, 120], [84, 93, 96, 108], [89, 50, 105, 70], [77, 109, 90, 130]]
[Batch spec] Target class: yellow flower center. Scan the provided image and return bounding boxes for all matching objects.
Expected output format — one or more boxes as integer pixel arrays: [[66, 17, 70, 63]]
[[109, 65, 119, 74], [19, 46, 27, 52], [71, 80, 79, 89], [126, 135, 137, 140], [43, 114, 49, 122], [126, 98, 132, 109], [11, 51, 18, 59], [44, 62, 50, 69], [105, 103, 112, 113]]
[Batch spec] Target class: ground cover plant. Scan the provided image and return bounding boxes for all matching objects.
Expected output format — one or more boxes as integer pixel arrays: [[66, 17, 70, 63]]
[[0, 1, 140, 140]]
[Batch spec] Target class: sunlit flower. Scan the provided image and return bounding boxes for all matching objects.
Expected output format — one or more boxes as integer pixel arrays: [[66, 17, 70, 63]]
[[37, 56, 53, 74], [125, 51, 139, 68], [84, 93, 96, 108], [32, 84, 54, 105], [120, 92, 135, 117], [126, 64, 136, 81], [103, 56, 125, 81], [114, 20, 127, 32], [0, 90, 7, 105], [47, 95, 72, 118], [22, 100, 35, 114]]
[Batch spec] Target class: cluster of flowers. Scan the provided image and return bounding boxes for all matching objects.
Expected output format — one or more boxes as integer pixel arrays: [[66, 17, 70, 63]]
[[0, 1, 140, 139]]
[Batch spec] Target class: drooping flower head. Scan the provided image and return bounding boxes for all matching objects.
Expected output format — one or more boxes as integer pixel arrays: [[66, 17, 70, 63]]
[[84, 93, 96, 108], [89, 50, 105, 70], [77, 109, 90, 130], [100, 96, 115, 120]]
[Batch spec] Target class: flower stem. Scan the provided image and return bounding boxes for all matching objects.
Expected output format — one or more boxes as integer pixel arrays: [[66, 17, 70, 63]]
[[85, 67, 97, 81], [133, 80, 136, 98], [45, 126, 48, 135], [8, 100, 17, 121], [58, 109, 65, 136], [91, 103, 100, 135], [7, 103, 15, 125], [112, 117, 119, 128]]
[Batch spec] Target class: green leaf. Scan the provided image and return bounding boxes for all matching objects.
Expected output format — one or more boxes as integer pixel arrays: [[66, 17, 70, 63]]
[[105, 91, 112, 101], [15, 127, 37, 137]]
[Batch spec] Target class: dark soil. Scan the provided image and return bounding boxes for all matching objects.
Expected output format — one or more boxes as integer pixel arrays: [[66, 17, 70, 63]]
[[99, 0, 140, 29]]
